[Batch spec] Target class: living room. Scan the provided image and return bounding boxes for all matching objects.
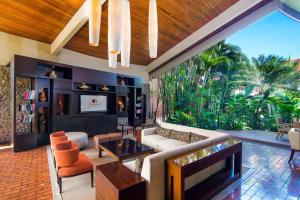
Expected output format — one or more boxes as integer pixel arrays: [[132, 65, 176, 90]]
[[0, 0, 300, 200]]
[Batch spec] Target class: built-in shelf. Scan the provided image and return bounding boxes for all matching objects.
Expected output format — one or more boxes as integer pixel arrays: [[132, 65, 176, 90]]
[[73, 82, 116, 93], [117, 75, 134, 86], [55, 93, 70, 115], [37, 63, 72, 80]]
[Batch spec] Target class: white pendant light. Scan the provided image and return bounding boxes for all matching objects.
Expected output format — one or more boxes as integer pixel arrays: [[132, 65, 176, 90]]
[[88, 0, 102, 46], [121, 0, 131, 67], [148, 0, 158, 58], [108, 52, 118, 68], [108, 0, 122, 54]]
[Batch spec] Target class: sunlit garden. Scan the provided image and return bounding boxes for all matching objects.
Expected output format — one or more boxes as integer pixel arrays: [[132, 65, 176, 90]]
[[152, 40, 300, 132]]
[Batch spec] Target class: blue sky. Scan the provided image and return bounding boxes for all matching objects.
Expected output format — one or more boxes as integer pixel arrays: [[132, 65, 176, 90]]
[[226, 11, 300, 59]]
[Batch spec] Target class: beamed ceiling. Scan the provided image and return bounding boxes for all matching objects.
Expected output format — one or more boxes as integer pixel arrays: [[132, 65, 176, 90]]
[[0, 0, 239, 66]]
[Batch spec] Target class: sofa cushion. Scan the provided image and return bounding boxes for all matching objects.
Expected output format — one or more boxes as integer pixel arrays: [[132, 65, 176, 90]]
[[169, 130, 191, 143], [189, 133, 208, 143], [155, 126, 171, 137], [142, 134, 168, 149], [156, 139, 187, 151]]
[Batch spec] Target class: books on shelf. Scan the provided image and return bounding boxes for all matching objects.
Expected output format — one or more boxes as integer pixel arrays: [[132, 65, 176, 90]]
[[23, 90, 36, 100], [19, 104, 35, 112], [21, 113, 35, 123]]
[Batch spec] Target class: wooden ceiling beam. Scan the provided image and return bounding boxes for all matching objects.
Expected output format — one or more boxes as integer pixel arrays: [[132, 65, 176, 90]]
[[51, 0, 107, 55]]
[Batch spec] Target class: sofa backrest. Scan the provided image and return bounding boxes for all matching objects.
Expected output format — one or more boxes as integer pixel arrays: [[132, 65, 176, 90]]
[[161, 122, 229, 144], [141, 139, 211, 200], [141, 122, 230, 200]]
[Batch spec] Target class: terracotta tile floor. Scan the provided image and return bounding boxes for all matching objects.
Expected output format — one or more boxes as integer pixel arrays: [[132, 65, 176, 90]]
[[0, 147, 52, 200], [0, 142, 299, 200], [223, 142, 300, 200]]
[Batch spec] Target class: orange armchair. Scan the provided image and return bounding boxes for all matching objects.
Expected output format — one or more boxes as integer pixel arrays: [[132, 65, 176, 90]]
[[50, 131, 78, 151], [54, 141, 93, 193]]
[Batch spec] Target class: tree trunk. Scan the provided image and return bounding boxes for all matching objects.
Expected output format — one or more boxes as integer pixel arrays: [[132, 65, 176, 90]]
[[253, 90, 270, 129], [217, 79, 228, 128]]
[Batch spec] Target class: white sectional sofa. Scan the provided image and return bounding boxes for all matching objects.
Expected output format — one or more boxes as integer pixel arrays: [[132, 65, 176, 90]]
[[123, 122, 230, 200]]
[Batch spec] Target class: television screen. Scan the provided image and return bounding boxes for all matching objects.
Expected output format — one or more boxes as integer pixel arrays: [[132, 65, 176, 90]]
[[80, 95, 107, 113]]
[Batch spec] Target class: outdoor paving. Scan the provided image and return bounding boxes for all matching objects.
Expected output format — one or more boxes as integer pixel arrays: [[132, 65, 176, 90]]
[[220, 130, 290, 148], [223, 141, 300, 200]]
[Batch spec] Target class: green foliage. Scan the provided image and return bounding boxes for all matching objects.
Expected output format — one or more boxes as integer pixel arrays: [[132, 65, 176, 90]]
[[157, 40, 300, 131]]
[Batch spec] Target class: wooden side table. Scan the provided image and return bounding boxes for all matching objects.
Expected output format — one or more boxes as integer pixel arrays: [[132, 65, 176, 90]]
[[96, 161, 146, 200]]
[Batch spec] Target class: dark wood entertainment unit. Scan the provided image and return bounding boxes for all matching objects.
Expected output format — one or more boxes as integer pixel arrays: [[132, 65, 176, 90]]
[[12, 55, 147, 152]]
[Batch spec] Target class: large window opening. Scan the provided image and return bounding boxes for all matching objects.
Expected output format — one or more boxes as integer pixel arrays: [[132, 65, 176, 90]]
[[150, 10, 300, 145]]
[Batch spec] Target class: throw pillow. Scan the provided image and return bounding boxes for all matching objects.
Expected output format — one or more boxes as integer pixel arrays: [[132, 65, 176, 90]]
[[190, 133, 208, 143], [169, 130, 191, 143], [135, 157, 144, 174], [155, 126, 171, 137]]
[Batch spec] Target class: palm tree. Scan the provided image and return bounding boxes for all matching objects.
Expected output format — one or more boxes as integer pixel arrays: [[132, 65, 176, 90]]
[[234, 54, 300, 128]]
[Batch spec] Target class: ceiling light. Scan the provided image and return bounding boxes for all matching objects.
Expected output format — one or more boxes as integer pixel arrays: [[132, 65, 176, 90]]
[[108, 52, 117, 68], [88, 0, 102, 46], [148, 0, 158, 58], [108, 0, 122, 54], [121, 0, 131, 67]]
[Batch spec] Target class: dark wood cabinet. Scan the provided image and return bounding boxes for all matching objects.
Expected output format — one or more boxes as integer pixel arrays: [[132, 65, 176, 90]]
[[12, 55, 146, 152]]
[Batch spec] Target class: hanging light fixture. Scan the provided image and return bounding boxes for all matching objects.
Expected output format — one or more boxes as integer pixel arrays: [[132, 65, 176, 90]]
[[108, 52, 118, 68], [148, 0, 158, 58], [88, 0, 102, 46], [108, 0, 122, 54], [121, 0, 131, 67], [88, 0, 158, 67]]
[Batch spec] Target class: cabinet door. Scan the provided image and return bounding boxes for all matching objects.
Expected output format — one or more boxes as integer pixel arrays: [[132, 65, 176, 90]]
[[71, 117, 87, 132], [95, 115, 117, 133], [52, 116, 72, 132]]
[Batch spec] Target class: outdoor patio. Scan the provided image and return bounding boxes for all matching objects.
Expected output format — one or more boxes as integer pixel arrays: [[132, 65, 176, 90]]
[[220, 130, 290, 148]]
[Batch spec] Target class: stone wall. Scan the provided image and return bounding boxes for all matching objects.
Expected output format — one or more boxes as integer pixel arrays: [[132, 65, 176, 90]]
[[0, 66, 11, 144]]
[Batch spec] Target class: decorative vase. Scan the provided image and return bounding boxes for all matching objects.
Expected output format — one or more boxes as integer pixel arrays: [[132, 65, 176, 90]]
[[38, 108, 47, 133], [39, 89, 47, 102], [48, 66, 57, 78], [120, 80, 125, 86]]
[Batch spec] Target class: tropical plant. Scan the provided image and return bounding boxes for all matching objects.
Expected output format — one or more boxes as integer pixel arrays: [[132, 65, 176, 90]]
[[151, 40, 300, 133]]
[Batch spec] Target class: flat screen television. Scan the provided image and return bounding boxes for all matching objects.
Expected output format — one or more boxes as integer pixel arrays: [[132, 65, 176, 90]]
[[80, 95, 107, 113]]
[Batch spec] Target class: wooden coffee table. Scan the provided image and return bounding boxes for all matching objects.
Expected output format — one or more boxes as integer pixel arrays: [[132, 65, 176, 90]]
[[98, 138, 154, 162]]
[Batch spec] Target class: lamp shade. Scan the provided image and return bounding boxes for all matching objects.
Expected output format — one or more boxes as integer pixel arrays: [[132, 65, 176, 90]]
[[148, 0, 158, 58], [108, 52, 117, 68], [121, 0, 131, 67], [108, 0, 122, 54], [88, 0, 102, 46]]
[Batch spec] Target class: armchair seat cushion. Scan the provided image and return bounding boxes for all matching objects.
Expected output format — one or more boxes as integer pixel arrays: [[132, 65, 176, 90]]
[[58, 153, 93, 177]]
